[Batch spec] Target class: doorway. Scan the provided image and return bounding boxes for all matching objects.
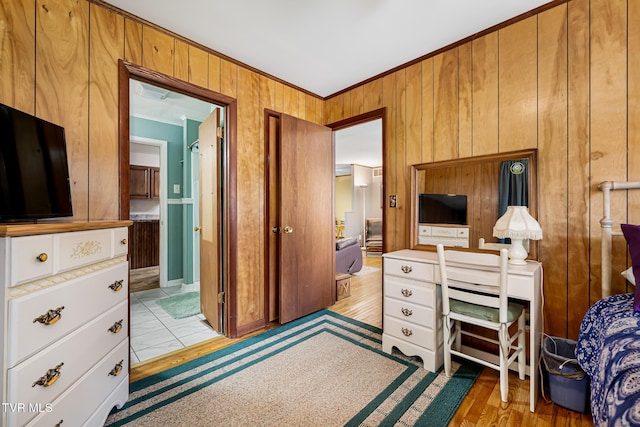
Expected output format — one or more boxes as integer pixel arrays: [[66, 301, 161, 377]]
[[118, 62, 238, 363]]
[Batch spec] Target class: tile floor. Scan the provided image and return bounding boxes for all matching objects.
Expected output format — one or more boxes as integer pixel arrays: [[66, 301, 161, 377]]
[[130, 285, 220, 364]]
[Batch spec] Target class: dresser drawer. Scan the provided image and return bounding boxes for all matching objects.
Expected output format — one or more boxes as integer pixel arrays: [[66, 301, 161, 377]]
[[383, 316, 436, 351], [384, 257, 433, 281], [57, 229, 113, 272], [26, 339, 129, 427], [7, 262, 128, 366], [7, 301, 128, 426], [384, 297, 434, 329], [384, 275, 436, 307], [112, 227, 129, 257], [9, 235, 55, 287]]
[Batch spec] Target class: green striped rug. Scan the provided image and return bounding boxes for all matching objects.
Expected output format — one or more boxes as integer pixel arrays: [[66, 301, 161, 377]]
[[106, 310, 481, 426]]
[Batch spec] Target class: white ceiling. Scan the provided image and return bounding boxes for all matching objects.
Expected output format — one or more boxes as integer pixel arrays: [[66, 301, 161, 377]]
[[106, 0, 551, 97], [122, 0, 551, 169]]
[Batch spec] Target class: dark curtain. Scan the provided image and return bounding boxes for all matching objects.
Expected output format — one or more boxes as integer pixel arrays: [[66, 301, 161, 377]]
[[497, 159, 528, 242]]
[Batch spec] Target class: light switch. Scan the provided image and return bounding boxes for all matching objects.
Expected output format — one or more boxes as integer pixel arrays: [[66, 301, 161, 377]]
[[173, 184, 180, 194]]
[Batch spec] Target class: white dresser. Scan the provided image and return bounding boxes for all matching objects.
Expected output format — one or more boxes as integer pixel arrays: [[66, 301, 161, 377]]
[[382, 250, 443, 372], [0, 221, 132, 427]]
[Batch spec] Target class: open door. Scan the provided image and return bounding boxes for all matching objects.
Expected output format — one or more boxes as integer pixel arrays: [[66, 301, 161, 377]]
[[278, 114, 334, 324], [199, 109, 222, 331]]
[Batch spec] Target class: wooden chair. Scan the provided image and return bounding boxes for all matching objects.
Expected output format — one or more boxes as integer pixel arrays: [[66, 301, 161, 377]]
[[436, 244, 526, 403]]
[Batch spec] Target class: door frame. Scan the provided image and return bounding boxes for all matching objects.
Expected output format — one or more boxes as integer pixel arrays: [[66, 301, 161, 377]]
[[130, 136, 168, 287], [263, 108, 386, 326], [327, 108, 387, 254], [118, 60, 239, 337]]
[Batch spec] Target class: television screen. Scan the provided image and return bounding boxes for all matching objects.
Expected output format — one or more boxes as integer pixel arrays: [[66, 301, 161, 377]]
[[0, 103, 73, 222], [419, 193, 467, 225]]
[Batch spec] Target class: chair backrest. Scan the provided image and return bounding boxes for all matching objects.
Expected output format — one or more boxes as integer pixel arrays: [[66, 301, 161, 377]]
[[436, 244, 509, 323]]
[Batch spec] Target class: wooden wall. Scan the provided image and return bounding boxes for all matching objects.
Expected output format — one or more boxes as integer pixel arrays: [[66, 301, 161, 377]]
[[2, 0, 639, 339], [325, 0, 640, 339], [0, 0, 323, 334]]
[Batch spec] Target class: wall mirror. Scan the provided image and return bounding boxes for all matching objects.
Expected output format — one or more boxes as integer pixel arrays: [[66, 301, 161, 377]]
[[410, 149, 538, 261]]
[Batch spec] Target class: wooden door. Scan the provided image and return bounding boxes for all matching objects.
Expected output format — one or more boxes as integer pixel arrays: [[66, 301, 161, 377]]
[[198, 109, 222, 331], [278, 114, 334, 324]]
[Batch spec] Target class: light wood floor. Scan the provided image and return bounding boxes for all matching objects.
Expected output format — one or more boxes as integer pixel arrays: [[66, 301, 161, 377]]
[[130, 253, 594, 426]]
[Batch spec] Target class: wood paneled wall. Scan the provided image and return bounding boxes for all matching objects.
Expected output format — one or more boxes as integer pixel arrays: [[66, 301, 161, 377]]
[[325, 0, 640, 339], [2, 0, 639, 339], [0, 0, 323, 334]]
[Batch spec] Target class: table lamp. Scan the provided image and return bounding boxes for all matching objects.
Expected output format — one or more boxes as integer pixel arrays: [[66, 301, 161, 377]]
[[493, 206, 542, 265]]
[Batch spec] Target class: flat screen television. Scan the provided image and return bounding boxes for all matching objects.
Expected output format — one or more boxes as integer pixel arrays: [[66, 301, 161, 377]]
[[0, 103, 73, 222], [419, 193, 467, 225]]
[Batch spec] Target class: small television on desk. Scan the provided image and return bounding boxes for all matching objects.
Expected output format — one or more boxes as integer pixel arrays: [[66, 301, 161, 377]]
[[0, 103, 73, 222], [419, 193, 467, 225]]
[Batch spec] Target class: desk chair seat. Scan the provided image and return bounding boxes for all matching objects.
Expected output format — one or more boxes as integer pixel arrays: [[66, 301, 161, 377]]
[[436, 244, 526, 403]]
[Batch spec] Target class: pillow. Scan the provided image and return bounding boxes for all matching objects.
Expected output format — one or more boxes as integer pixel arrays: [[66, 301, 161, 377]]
[[620, 224, 640, 312], [622, 267, 636, 285]]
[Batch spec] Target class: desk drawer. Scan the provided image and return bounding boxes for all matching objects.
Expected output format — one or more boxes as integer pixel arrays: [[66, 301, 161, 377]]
[[384, 297, 434, 329], [8, 262, 128, 366], [384, 276, 435, 307], [384, 316, 436, 351], [384, 258, 433, 281]]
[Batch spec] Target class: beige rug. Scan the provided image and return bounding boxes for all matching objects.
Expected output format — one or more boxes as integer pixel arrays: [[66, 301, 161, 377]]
[[106, 310, 480, 426]]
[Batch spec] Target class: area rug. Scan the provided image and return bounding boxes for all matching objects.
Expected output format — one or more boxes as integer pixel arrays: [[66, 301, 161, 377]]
[[353, 265, 381, 276], [106, 310, 481, 426], [155, 291, 201, 319]]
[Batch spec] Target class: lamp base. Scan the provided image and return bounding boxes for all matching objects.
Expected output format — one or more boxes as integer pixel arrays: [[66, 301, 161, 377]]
[[507, 239, 529, 265]]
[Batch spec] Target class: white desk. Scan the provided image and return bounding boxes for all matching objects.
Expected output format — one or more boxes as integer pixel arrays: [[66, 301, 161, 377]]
[[382, 249, 543, 412]]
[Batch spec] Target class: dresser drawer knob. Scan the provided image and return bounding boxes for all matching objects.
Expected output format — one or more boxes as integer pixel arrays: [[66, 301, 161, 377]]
[[401, 307, 413, 316], [108, 279, 124, 292], [33, 306, 65, 325], [401, 328, 413, 337], [401, 265, 412, 274], [109, 360, 124, 377], [36, 253, 48, 262], [121, 238, 127, 245], [108, 319, 124, 334], [401, 289, 413, 297], [32, 362, 64, 388]]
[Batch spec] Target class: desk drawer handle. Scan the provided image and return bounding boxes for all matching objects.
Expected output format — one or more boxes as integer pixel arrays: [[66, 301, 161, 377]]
[[33, 306, 65, 325], [401, 328, 413, 337], [108, 319, 124, 334], [401, 308, 413, 316], [109, 360, 124, 377], [36, 253, 48, 262], [32, 362, 64, 388], [401, 289, 413, 297], [120, 238, 127, 245], [401, 265, 413, 274], [108, 280, 124, 292]]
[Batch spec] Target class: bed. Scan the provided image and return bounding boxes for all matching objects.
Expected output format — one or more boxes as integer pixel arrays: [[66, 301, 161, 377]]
[[576, 180, 640, 426]]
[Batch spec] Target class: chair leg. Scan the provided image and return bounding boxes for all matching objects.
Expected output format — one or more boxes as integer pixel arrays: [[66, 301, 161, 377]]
[[499, 328, 509, 403], [443, 316, 452, 377], [517, 313, 526, 380]]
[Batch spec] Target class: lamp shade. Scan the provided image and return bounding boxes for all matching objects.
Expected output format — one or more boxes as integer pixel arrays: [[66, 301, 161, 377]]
[[493, 206, 542, 240]]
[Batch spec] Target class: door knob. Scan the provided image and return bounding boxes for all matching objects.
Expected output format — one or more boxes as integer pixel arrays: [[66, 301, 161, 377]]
[[283, 226, 293, 234], [194, 226, 201, 231]]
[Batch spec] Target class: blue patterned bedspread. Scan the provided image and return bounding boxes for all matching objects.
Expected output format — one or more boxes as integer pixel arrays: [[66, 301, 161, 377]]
[[576, 293, 640, 426]]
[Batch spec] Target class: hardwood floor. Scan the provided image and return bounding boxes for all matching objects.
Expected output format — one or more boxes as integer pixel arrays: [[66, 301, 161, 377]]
[[130, 252, 594, 426]]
